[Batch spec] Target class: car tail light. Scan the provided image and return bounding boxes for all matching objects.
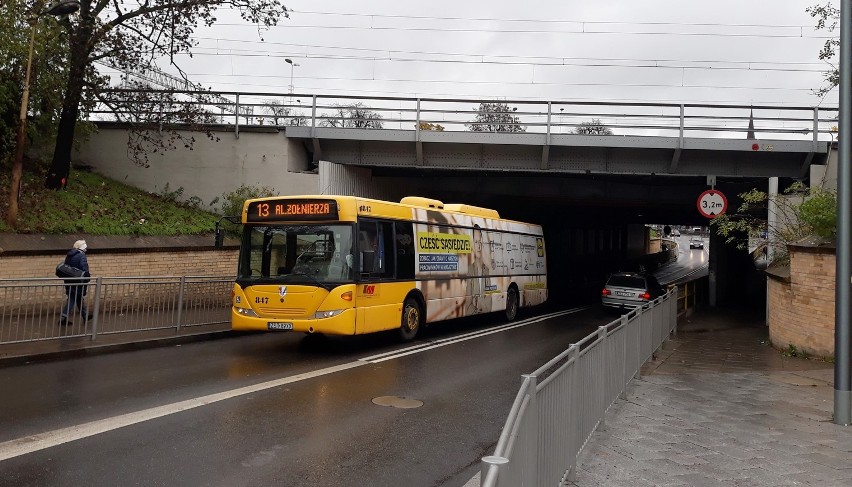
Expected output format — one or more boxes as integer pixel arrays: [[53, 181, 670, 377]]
[[640, 292, 651, 300], [601, 288, 611, 296]]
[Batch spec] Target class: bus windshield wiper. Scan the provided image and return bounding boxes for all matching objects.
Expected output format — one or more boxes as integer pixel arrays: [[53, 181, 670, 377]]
[[293, 270, 332, 291]]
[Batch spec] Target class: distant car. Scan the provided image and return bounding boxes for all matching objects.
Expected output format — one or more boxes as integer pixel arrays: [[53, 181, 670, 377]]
[[601, 272, 666, 311], [689, 237, 704, 249], [671, 230, 681, 237]]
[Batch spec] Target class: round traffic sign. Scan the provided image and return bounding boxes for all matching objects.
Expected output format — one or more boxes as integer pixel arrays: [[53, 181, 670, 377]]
[[697, 190, 727, 218]]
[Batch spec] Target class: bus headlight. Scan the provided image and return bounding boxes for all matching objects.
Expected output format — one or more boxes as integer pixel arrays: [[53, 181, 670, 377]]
[[314, 309, 344, 319], [235, 307, 259, 318]]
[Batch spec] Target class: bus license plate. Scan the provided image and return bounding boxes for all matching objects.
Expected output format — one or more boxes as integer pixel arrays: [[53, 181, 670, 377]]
[[268, 322, 293, 331]]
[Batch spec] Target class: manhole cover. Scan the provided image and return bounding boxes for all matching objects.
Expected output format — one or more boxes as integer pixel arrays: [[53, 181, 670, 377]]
[[372, 396, 423, 409]]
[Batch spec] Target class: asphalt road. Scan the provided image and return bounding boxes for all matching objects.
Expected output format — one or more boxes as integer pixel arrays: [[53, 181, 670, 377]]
[[0, 305, 615, 487], [654, 235, 709, 285]]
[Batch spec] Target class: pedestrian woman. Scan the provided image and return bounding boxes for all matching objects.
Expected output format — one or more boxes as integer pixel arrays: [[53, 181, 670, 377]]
[[60, 240, 92, 325]]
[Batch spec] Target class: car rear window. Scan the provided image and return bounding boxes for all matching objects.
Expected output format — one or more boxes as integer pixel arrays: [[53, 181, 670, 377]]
[[607, 275, 646, 288]]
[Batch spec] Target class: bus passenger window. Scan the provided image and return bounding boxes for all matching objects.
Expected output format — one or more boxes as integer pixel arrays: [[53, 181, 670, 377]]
[[358, 220, 395, 278], [395, 221, 415, 279]]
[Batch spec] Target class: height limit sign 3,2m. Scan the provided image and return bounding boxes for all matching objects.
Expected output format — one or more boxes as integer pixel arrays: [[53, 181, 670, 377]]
[[696, 189, 728, 218]]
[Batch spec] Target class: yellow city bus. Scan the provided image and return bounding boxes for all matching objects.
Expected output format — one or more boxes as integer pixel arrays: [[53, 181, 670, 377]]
[[231, 195, 547, 340]]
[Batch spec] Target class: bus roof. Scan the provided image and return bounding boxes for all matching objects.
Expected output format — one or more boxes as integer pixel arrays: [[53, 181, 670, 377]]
[[242, 194, 534, 226]]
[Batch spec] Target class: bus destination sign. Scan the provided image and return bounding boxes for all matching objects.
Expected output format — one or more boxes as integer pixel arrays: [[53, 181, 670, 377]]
[[246, 199, 339, 222]]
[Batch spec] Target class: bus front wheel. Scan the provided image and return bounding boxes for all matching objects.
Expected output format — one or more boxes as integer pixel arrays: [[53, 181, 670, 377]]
[[505, 287, 519, 322], [399, 297, 421, 341]]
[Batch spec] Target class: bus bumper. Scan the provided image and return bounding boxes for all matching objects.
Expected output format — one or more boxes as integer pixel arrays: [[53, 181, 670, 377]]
[[231, 308, 357, 335]]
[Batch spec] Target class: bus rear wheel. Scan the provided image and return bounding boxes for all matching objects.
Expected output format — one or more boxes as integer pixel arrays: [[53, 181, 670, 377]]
[[505, 286, 519, 322], [399, 297, 421, 341]]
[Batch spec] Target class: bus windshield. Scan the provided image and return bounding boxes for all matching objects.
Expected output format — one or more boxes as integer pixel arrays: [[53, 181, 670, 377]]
[[238, 224, 355, 283]]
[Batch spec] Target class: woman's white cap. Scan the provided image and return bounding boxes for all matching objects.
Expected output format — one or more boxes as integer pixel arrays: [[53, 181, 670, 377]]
[[73, 240, 88, 251]]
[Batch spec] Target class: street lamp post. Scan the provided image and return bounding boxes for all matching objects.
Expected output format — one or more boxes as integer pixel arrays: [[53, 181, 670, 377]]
[[285, 58, 300, 96], [7, 0, 80, 227]]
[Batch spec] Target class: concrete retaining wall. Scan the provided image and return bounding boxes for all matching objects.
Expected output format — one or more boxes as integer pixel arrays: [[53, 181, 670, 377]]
[[74, 124, 318, 210]]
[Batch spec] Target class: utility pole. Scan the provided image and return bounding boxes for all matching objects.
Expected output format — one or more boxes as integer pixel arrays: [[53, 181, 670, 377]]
[[836, 0, 851, 426]]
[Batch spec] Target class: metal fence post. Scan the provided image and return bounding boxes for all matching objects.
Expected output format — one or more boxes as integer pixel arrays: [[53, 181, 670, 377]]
[[90, 277, 102, 341], [566, 344, 580, 483], [311, 95, 317, 138], [521, 373, 538, 487], [597, 326, 608, 432], [480, 456, 508, 487], [620, 315, 629, 399], [635, 308, 643, 380], [673, 288, 679, 338], [415, 98, 421, 134], [813, 107, 819, 150], [175, 276, 186, 335], [234, 93, 240, 139]]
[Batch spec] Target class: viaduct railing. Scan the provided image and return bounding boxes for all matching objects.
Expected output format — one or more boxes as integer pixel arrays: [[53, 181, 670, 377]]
[[480, 289, 677, 487], [90, 90, 837, 144]]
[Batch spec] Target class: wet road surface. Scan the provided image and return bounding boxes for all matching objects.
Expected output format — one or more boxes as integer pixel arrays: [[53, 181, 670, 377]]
[[654, 235, 709, 285], [0, 305, 617, 487]]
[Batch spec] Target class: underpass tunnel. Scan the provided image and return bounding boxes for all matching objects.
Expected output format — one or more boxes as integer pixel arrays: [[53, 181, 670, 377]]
[[345, 165, 801, 312]]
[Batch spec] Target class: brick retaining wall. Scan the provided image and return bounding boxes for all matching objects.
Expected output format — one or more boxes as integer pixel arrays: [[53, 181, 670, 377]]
[[2, 248, 239, 280], [767, 244, 835, 359]]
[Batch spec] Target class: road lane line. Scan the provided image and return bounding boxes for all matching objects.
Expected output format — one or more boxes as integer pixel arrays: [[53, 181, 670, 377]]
[[360, 308, 583, 362], [364, 308, 587, 363], [0, 361, 365, 462], [0, 307, 585, 462]]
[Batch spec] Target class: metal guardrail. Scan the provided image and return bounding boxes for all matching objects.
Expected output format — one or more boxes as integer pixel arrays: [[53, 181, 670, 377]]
[[0, 276, 232, 345], [480, 289, 677, 487], [90, 90, 838, 143]]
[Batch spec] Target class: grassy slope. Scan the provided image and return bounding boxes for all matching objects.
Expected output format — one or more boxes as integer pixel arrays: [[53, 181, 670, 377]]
[[0, 167, 220, 235]]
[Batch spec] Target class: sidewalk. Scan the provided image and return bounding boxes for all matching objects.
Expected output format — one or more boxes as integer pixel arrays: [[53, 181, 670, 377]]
[[572, 307, 851, 487]]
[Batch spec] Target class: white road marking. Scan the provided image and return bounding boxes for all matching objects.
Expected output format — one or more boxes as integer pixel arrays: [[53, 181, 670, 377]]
[[0, 307, 584, 462], [0, 361, 365, 462], [363, 308, 586, 363]]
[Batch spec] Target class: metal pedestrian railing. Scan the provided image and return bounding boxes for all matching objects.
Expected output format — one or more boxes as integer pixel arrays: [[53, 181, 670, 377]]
[[480, 289, 677, 487], [0, 276, 233, 345]]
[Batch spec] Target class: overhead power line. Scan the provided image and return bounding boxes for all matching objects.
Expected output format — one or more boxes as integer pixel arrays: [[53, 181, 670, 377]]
[[178, 49, 829, 74], [172, 71, 819, 92], [285, 10, 817, 31], [208, 22, 835, 39]]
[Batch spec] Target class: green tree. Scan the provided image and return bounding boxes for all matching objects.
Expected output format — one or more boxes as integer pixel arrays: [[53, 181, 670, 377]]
[[807, 3, 840, 97], [466, 102, 525, 133], [2, 0, 81, 226], [417, 122, 445, 131], [38, 0, 289, 192], [712, 182, 837, 264]]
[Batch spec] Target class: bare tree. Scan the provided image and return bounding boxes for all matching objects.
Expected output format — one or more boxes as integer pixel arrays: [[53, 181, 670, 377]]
[[574, 119, 613, 135], [320, 103, 384, 129], [466, 102, 525, 132], [264, 99, 307, 127], [42, 0, 290, 191]]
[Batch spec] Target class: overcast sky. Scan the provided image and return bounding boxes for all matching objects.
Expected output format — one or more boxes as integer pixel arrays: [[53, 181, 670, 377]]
[[130, 0, 840, 108]]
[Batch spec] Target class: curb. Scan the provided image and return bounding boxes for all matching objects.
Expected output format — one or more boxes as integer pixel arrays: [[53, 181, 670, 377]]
[[0, 329, 249, 367]]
